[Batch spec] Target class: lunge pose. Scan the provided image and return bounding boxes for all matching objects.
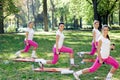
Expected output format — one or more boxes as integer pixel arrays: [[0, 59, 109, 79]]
[[37, 22, 77, 67], [73, 25, 119, 80], [77, 20, 101, 57], [15, 21, 38, 58]]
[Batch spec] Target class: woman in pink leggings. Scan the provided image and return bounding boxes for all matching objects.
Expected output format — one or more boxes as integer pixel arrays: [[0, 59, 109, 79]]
[[38, 22, 77, 67], [73, 25, 119, 80], [77, 20, 101, 57], [15, 21, 38, 58]]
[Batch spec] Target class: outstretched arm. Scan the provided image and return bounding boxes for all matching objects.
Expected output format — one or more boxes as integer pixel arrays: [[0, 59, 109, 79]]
[[97, 40, 103, 64]]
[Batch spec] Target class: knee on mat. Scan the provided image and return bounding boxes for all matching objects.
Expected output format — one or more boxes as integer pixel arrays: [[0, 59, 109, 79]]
[[52, 60, 58, 64], [89, 68, 97, 73], [113, 62, 120, 69], [69, 48, 74, 54]]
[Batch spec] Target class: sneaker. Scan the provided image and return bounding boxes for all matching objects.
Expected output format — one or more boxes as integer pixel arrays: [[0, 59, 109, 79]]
[[77, 52, 84, 57], [70, 64, 79, 68], [15, 51, 21, 58], [106, 77, 112, 80], [38, 62, 44, 69], [31, 53, 37, 59], [73, 72, 80, 80], [81, 61, 85, 64]]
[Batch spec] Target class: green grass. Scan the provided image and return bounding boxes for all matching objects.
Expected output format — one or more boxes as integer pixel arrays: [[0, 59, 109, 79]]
[[0, 30, 120, 80]]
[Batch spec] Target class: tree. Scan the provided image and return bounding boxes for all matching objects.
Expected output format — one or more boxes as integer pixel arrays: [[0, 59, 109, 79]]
[[50, 0, 56, 30], [0, 0, 4, 33], [0, 0, 19, 34], [118, 0, 120, 26], [86, 0, 119, 29], [43, 0, 48, 31]]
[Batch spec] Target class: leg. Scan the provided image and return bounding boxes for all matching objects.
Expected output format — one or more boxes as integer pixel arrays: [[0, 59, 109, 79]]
[[28, 40, 38, 50], [73, 57, 102, 80], [15, 44, 31, 57], [104, 56, 119, 80], [59, 46, 75, 65], [60, 46, 74, 58], [28, 40, 38, 58], [89, 42, 98, 55], [51, 47, 59, 64], [77, 42, 98, 57]]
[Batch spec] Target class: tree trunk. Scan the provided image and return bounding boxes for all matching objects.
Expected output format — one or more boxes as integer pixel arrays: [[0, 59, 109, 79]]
[[109, 13, 114, 26], [0, 1, 4, 34], [92, 0, 98, 20], [60, 15, 64, 22], [102, 14, 109, 25], [79, 17, 82, 28], [50, 0, 55, 30], [43, 0, 48, 31], [27, 0, 30, 21], [119, 0, 120, 26], [92, 0, 102, 30], [65, 14, 68, 29], [31, 0, 36, 29]]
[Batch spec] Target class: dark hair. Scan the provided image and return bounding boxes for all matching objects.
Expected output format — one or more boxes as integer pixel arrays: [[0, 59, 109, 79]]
[[102, 25, 110, 40], [111, 43, 115, 50], [59, 22, 64, 26], [111, 43, 115, 46]]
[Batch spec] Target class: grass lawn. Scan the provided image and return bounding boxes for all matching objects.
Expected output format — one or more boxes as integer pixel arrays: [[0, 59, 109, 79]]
[[0, 30, 120, 80]]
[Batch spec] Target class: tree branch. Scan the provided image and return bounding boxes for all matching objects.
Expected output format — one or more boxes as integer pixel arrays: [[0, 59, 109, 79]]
[[86, 0, 92, 5], [97, 0, 101, 5], [108, 0, 119, 13]]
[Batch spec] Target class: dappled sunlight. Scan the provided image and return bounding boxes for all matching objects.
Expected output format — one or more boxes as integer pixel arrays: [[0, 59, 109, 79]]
[[1, 30, 120, 79], [113, 77, 120, 80]]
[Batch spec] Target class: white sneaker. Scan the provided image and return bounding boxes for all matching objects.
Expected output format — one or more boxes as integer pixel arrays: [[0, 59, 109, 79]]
[[31, 53, 37, 58], [81, 61, 85, 64], [73, 72, 80, 80], [106, 77, 112, 80], [77, 52, 84, 57], [15, 51, 21, 58]]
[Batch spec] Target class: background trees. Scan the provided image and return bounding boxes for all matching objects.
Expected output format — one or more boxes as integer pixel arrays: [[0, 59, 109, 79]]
[[0, 0, 119, 34]]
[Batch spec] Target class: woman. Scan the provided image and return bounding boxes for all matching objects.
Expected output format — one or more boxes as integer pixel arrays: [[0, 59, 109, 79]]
[[77, 20, 101, 57], [73, 25, 119, 80], [15, 21, 38, 58], [37, 22, 77, 67]]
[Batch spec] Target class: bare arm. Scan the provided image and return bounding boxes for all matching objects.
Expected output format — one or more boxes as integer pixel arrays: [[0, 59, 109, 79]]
[[97, 40, 103, 63], [56, 35, 60, 54], [25, 32, 29, 45], [93, 31, 97, 47]]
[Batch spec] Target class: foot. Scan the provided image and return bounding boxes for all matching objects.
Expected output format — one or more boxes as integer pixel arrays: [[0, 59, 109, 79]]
[[15, 51, 21, 58], [73, 72, 80, 80], [106, 77, 112, 80], [77, 52, 84, 57], [80, 61, 85, 64], [70, 64, 79, 68], [38, 62, 44, 69], [31, 54, 37, 59]]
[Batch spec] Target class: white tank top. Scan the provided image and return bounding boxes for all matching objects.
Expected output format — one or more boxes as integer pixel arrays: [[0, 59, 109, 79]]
[[98, 35, 110, 59], [54, 30, 65, 49], [92, 28, 101, 42], [25, 27, 34, 40]]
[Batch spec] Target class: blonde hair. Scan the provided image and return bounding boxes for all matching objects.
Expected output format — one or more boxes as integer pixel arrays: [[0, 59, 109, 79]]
[[27, 21, 33, 27], [93, 20, 99, 24]]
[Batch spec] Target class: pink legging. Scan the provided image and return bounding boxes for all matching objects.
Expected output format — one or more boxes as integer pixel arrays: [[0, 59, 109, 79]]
[[52, 46, 73, 64], [89, 56, 119, 73], [23, 40, 38, 52], [90, 42, 98, 55]]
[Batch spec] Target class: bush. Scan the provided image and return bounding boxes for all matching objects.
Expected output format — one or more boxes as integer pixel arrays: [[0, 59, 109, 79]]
[[111, 25, 120, 30], [6, 26, 16, 32]]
